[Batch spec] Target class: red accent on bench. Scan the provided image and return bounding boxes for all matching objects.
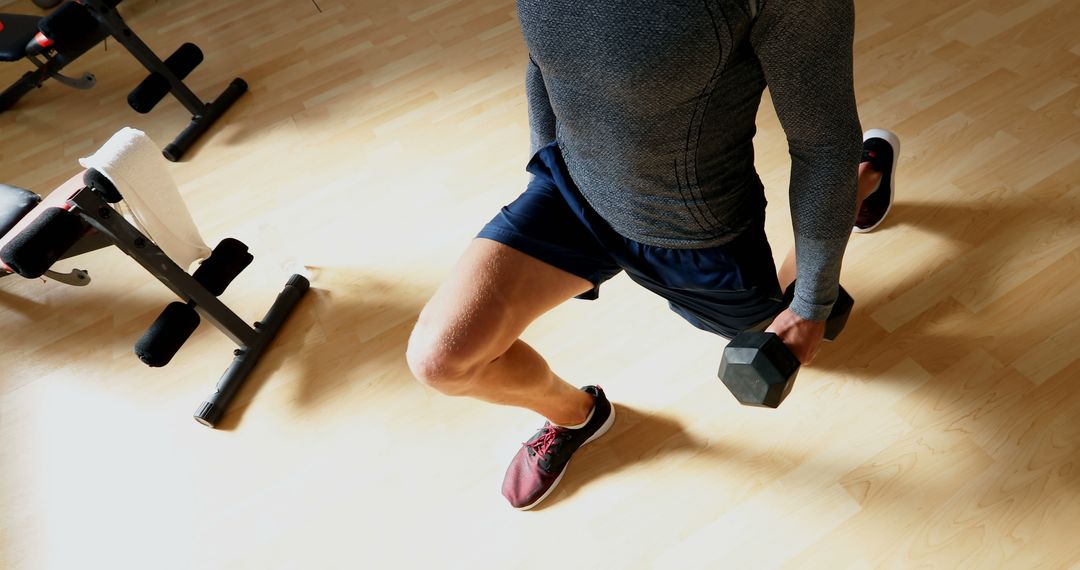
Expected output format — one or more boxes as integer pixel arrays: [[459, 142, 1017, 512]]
[[33, 32, 54, 48]]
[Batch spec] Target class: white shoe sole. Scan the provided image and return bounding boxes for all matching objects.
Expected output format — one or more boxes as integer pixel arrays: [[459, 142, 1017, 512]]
[[853, 128, 901, 234]]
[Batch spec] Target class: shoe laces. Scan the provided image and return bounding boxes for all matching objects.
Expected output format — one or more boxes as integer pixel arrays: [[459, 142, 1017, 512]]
[[525, 424, 564, 458]]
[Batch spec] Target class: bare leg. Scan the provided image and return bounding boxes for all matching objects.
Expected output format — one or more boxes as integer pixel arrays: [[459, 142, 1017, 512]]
[[777, 161, 882, 292], [407, 239, 596, 426]]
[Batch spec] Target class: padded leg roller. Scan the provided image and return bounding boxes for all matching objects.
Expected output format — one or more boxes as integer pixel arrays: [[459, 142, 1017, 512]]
[[0, 207, 87, 278], [193, 238, 253, 296], [133, 238, 254, 367], [134, 301, 201, 367], [127, 43, 204, 114], [83, 168, 122, 203]]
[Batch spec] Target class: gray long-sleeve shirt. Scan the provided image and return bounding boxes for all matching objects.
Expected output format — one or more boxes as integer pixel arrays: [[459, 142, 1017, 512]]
[[519, 0, 863, 320]]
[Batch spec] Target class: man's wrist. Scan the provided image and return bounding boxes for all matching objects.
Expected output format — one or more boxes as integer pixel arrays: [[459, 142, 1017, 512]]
[[789, 296, 834, 322]]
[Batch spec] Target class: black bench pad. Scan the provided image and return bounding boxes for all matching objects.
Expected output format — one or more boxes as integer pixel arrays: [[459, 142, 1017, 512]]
[[0, 13, 42, 62], [0, 183, 42, 238]]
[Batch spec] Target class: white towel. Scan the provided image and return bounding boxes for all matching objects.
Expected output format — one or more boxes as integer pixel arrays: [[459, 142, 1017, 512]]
[[79, 128, 211, 269]]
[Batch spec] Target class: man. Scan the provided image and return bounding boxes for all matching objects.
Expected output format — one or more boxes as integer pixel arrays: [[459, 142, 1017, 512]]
[[406, 0, 900, 510]]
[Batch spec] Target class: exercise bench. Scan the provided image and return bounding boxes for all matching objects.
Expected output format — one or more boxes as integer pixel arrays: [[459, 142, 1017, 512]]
[[0, 171, 307, 428], [0, 0, 246, 161]]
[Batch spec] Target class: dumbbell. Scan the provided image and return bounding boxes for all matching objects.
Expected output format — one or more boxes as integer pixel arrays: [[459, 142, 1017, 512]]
[[717, 283, 854, 408]]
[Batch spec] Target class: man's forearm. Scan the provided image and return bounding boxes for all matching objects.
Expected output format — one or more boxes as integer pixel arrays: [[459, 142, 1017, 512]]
[[788, 139, 861, 321], [790, 235, 849, 321]]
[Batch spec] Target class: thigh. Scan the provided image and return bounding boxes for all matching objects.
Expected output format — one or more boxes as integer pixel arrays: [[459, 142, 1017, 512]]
[[478, 165, 623, 299], [413, 238, 595, 366]]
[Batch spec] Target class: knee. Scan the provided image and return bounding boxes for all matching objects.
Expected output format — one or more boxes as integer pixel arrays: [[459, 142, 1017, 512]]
[[405, 325, 479, 396]]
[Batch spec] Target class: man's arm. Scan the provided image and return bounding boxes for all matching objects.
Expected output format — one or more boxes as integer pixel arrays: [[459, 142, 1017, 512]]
[[750, 0, 863, 322], [526, 56, 557, 155]]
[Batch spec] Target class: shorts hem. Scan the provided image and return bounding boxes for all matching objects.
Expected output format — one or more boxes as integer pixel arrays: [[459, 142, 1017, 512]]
[[476, 227, 607, 300]]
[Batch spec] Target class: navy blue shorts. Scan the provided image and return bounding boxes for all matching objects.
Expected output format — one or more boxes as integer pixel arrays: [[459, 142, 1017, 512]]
[[478, 143, 784, 339]]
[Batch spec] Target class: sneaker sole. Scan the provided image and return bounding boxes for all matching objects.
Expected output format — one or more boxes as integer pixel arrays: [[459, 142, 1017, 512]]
[[515, 403, 617, 511], [853, 128, 901, 234]]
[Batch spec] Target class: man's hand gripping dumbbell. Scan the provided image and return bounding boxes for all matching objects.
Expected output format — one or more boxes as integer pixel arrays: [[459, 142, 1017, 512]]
[[718, 283, 854, 408]]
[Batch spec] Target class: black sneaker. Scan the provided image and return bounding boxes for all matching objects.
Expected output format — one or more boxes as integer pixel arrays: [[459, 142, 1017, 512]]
[[501, 385, 615, 510], [854, 129, 901, 233]]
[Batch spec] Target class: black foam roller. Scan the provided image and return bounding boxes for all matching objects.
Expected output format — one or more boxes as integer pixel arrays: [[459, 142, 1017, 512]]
[[127, 43, 204, 114], [38, 2, 101, 50], [193, 238, 252, 296], [0, 207, 86, 278], [134, 302, 201, 367], [83, 168, 122, 203]]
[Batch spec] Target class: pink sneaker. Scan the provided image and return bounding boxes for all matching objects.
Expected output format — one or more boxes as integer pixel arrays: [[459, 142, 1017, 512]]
[[501, 385, 615, 510]]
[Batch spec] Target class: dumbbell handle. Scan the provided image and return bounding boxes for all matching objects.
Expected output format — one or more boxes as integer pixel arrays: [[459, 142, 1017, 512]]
[[779, 282, 854, 341], [717, 284, 855, 408]]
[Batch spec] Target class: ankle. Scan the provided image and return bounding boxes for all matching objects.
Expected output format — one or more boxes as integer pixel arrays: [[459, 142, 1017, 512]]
[[549, 391, 595, 427], [857, 163, 883, 205]]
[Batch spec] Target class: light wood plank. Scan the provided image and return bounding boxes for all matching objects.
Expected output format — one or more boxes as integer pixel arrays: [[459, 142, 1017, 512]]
[[1, 0, 1078, 568]]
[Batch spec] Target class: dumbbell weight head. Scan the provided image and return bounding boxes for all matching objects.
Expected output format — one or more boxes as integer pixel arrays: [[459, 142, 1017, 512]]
[[781, 282, 855, 341], [824, 286, 854, 341], [717, 284, 855, 408], [718, 332, 800, 408]]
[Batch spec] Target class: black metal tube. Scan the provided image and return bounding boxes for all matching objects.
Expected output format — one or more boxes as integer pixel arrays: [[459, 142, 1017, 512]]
[[194, 274, 310, 427], [68, 189, 259, 347], [162, 78, 247, 162], [0, 71, 44, 113], [80, 0, 207, 114]]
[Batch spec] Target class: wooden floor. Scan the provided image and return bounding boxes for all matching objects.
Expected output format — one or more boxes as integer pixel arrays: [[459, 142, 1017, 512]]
[[1, 0, 1078, 568]]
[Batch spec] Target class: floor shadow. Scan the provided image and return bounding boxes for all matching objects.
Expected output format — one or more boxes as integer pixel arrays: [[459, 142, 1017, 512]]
[[0, 280, 49, 316], [778, 192, 1080, 494], [215, 267, 428, 429], [0, 277, 170, 354], [1, 261, 430, 430], [532, 405, 708, 510], [808, 193, 1077, 376]]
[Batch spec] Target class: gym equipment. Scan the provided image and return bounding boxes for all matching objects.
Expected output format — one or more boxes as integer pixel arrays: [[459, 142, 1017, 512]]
[[0, 180, 102, 285], [1, 168, 307, 428], [0, 1, 246, 161], [717, 283, 854, 408], [134, 237, 253, 367]]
